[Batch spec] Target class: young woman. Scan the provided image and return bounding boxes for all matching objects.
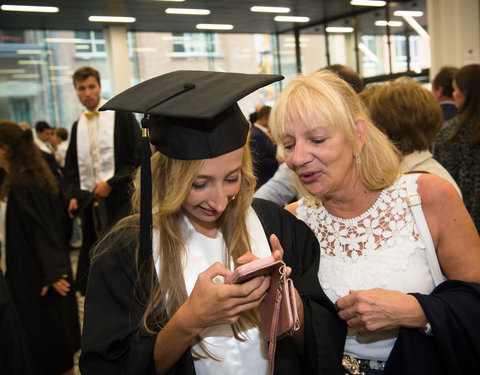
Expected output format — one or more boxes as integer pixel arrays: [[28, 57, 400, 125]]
[[0, 120, 80, 375], [79, 71, 346, 375]]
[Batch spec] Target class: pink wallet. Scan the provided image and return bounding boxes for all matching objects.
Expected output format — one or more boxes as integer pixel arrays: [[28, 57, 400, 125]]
[[227, 256, 300, 375]]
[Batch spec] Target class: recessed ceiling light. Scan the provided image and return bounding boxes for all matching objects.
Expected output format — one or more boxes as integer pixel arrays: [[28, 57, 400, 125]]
[[166, 8, 210, 15], [16, 49, 43, 54], [1, 4, 59, 12], [18, 60, 44, 65], [13, 73, 40, 79], [274, 16, 310, 23], [393, 10, 424, 17], [48, 66, 70, 70], [88, 16, 136, 23], [0, 69, 26, 74], [250, 6, 290, 13], [375, 20, 403, 27], [196, 24, 233, 30], [350, 0, 386, 6], [45, 38, 83, 43], [326, 26, 354, 33]]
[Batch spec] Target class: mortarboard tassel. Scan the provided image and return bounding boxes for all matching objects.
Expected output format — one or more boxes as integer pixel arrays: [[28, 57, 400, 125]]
[[139, 116, 152, 263]]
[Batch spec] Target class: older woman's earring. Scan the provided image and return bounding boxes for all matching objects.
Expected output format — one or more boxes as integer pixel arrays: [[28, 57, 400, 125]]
[[230, 195, 236, 201], [355, 155, 360, 167]]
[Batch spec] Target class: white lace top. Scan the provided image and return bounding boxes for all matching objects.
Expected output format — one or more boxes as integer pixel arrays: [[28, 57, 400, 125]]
[[297, 174, 436, 361]]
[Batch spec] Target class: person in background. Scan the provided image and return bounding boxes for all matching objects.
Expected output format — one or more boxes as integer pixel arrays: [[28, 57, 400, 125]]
[[80, 70, 345, 375], [323, 64, 364, 94], [33, 120, 61, 181], [431, 66, 459, 121], [63, 66, 141, 295], [269, 70, 480, 374], [249, 103, 264, 127], [361, 77, 461, 196], [54, 127, 69, 168], [255, 64, 363, 206], [432, 64, 480, 231], [34, 120, 54, 154], [0, 120, 80, 375], [249, 105, 279, 189]]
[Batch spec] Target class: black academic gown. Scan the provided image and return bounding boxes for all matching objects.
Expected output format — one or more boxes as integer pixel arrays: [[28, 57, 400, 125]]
[[79, 198, 346, 375], [4, 175, 80, 375], [63, 111, 141, 294], [385, 280, 480, 375]]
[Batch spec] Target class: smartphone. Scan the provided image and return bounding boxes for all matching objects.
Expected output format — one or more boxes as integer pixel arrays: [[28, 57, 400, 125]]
[[226, 255, 282, 284]]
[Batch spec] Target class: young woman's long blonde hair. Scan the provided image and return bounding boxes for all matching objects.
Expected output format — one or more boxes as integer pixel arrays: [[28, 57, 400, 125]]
[[94, 144, 257, 358]]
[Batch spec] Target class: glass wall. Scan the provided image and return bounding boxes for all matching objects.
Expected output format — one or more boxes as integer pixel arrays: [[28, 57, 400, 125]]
[[0, 0, 430, 128], [0, 29, 110, 129], [299, 26, 328, 74], [128, 31, 281, 117], [0, 30, 284, 131]]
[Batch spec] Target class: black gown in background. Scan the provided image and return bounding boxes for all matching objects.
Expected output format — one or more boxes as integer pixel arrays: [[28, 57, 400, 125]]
[[4, 175, 80, 375], [63, 111, 141, 295], [80, 198, 346, 375]]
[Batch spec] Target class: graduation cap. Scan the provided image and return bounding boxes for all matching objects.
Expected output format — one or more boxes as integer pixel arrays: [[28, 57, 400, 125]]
[[100, 70, 284, 261]]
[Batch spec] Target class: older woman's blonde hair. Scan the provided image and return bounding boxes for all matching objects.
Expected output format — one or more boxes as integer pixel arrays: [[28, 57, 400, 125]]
[[269, 70, 401, 192]]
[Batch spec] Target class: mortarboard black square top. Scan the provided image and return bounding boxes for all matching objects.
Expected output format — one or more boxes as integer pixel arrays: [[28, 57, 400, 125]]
[[100, 70, 283, 160]]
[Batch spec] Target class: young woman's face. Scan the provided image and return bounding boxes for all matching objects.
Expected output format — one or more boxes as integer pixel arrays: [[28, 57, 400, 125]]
[[182, 148, 243, 237], [281, 115, 358, 199], [452, 80, 466, 109]]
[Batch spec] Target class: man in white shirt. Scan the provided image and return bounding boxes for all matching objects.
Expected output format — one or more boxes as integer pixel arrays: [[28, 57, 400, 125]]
[[63, 66, 141, 295]]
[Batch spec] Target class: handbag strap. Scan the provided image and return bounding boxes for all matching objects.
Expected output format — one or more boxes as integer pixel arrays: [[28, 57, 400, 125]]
[[267, 271, 285, 375], [405, 174, 445, 286]]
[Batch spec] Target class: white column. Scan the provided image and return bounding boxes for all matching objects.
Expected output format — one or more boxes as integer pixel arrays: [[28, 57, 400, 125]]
[[104, 24, 131, 95], [427, 0, 480, 77]]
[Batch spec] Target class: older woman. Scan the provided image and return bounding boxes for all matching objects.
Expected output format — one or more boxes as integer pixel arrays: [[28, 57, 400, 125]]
[[269, 70, 480, 374]]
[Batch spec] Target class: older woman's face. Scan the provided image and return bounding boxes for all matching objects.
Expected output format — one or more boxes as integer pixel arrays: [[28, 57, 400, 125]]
[[281, 116, 358, 198], [452, 80, 466, 109]]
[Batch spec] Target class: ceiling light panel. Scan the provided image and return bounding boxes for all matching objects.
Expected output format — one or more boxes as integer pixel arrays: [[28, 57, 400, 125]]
[[250, 6, 290, 13], [326, 26, 354, 33], [196, 24, 233, 30], [165, 8, 210, 15], [274, 16, 310, 22], [393, 10, 424, 17], [88, 16, 136, 23], [350, 0, 386, 6], [1, 4, 59, 12], [375, 20, 403, 27]]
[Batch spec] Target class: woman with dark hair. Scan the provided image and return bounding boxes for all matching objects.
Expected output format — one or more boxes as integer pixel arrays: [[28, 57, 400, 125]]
[[433, 64, 480, 230], [0, 120, 80, 375]]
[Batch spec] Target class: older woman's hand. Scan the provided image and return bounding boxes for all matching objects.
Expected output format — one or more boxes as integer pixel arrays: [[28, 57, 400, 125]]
[[335, 288, 427, 335]]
